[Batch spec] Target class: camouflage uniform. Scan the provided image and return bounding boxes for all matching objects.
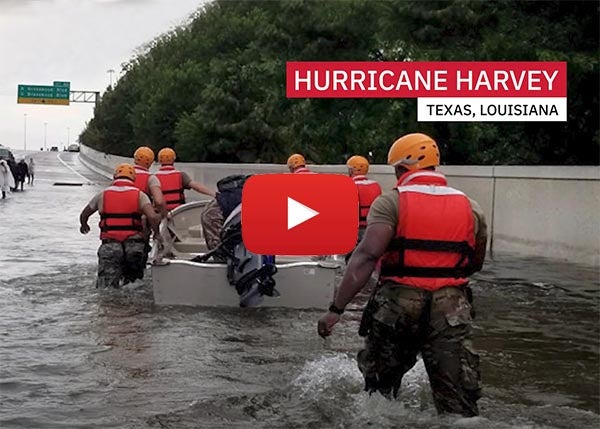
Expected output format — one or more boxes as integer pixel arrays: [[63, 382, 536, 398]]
[[201, 199, 224, 251], [96, 239, 147, 288], [357, 282, 481, 416]]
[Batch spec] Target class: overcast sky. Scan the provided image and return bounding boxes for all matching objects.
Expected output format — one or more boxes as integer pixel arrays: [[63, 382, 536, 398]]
[[0, 0, 206, 151]]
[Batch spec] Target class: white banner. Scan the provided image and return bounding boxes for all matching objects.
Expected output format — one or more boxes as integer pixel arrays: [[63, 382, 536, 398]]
[[417, 97, 567, 122]]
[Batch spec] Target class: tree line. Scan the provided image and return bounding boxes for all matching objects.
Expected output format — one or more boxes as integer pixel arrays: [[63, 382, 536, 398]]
[[79, 0, 599, 165]]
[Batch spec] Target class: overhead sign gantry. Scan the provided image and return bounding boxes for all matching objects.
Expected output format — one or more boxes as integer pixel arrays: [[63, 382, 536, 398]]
[[17, 81, 101, 106]]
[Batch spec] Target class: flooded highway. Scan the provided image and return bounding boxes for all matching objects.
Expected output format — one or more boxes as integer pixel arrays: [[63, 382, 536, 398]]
[[0, 151, 598, 429]]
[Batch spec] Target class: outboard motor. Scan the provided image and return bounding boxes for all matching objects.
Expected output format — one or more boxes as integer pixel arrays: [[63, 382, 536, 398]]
[[219, 204, 279, 307], [193, 174, 279, 307]]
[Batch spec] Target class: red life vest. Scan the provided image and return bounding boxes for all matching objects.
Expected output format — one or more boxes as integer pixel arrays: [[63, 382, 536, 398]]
[[293, 167, 315, 174], [133, 165, 150, 194], [379, 170, 475, 291], [353, 175, 382, 227], [99, 179, 143, 242], [155, 165, 185, 210]]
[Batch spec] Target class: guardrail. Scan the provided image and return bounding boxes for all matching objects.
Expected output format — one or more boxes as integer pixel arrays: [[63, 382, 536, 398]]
[[80, 144, 600, 266]]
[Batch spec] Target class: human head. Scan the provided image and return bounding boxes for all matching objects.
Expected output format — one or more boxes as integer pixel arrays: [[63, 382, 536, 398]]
[[346, 155, 369, 176], [286, 153, 306, 172], [158, 147, 176, 165], [113, 163, 136, 182], [387, 133, 440, 178], [133, 146, 155, 169]]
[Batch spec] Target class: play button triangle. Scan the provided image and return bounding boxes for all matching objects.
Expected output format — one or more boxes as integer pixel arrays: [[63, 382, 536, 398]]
[[287, 197, 319, 230]]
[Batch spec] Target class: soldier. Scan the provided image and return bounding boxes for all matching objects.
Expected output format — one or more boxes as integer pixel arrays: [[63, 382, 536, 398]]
[[347, 155, 382, 241], [286, 153, 315, 174], [79, 163, 161, 288], [317, 133, 488, 417], [132, 146, 166, 265], [154, 148, 215, 211], [201, 175, 249, 260], [132, 146, 165, 215]]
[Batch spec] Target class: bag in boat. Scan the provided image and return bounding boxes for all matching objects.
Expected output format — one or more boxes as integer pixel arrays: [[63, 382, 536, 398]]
[[215, 174, 250, 219]]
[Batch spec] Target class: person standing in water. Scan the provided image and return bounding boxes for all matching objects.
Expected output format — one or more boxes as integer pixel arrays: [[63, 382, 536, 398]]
[[318, 133, 488, 417], [0, 159, 15, 199], [79, 163, 161, 288], [27, 157, 35, 185]]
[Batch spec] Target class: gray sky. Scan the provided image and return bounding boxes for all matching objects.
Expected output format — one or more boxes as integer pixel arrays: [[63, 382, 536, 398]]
[[0, 0, 206, 151]]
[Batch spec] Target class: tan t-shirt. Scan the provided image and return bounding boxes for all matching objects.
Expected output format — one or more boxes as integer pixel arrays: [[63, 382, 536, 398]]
[[367, 188, 487, 247], [180, 171, 192, 189], [147, 174, 161, 189]]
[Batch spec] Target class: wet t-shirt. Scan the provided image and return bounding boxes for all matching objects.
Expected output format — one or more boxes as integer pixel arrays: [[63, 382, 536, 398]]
[[147, 174, 161, 189]]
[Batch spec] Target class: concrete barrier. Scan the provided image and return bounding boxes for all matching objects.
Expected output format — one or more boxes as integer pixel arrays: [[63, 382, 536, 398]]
[[80, 144, 599, 266]]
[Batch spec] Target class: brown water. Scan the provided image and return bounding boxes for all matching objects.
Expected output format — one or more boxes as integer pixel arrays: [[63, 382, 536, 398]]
[[0, 151, 598, 428]]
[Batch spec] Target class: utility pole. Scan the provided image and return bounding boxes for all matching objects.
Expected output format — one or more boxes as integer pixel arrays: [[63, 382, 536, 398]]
[[23, 114, 27, 150], [67, 127, 70, 146], [44, 122, 48, 151], [107, 69, 115, 88]]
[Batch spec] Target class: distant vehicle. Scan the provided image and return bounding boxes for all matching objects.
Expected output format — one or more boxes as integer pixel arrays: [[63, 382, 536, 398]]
[[0, 146, 15, 162], [50, 146, 59, 152], [68, 144, 80, 152]]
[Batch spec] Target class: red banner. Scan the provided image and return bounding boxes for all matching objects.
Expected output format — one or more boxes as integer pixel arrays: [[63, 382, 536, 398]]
[[286, 62, 567, 98]]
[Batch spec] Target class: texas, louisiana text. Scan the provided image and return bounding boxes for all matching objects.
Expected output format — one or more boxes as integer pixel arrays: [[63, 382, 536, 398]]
[[417, 98, 566, 122]]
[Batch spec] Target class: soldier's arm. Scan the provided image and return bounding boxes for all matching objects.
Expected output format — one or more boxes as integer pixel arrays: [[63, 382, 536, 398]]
[[149, 185, 166, 216], [141, 203, 161, 236], [181, 171, 216, 198], [79, 205, 96, 234], [79, 194, 100, 234], [146, 175, 166, 215], [189, 180, 216, 198], [333, 192, 397, 309], [468, 198, 488, 274], [333, 223, 395, 310]]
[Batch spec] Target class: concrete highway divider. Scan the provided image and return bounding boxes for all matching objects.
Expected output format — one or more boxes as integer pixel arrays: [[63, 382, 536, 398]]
[[80, 144, 599, 266]]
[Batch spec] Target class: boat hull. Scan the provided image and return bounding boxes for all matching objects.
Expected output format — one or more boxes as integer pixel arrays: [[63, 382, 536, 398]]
[[152, 258, 338, 309]]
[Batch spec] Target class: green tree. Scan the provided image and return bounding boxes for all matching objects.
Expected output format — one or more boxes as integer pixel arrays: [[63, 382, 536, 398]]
[[80, 0, 599, 165]]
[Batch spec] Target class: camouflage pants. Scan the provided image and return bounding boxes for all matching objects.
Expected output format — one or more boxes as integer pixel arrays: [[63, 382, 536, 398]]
[[201, 199, 224, 251], [96, 239, 147, 289], [357, 282, 481, 416]]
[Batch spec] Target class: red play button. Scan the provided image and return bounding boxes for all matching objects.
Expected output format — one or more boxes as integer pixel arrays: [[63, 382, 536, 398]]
[[242, 174, 358, 255]]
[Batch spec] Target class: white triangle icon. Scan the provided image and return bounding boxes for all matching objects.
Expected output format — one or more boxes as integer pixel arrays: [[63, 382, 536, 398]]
[[287, 197, 319, 230]]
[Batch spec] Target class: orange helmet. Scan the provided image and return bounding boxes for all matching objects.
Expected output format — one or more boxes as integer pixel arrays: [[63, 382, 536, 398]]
[[133, 146, 154, 168], [287, 153, 306, 169], [346, 155, 370, 175], [387, 133, 440, 170], [113, 163, 136, 181], [158, 147, 176, 165]]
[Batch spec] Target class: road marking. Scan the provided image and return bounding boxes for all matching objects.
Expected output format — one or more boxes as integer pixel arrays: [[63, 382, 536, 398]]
[[56, 153, 91, 183]]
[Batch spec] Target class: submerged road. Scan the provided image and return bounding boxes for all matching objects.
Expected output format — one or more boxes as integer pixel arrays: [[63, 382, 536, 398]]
[[0, 151, 598, 428]]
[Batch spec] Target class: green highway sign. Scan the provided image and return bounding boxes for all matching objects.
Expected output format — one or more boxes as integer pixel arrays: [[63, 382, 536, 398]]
[[17, 81, 71, 105]]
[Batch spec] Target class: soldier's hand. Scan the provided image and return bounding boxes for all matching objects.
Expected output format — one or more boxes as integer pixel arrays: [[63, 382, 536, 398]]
[[80, 223, 90, 234], [317, 311, 341, 338]]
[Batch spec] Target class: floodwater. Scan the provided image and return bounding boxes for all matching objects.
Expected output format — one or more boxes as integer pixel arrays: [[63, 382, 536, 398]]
[[0, 151, 598, 429]]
